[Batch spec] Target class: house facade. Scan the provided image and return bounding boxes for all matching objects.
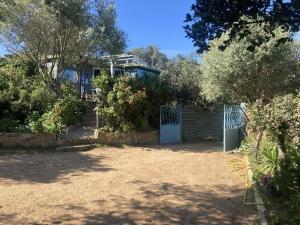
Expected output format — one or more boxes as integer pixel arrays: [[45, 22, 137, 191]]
[[53, 54, 160, 95]]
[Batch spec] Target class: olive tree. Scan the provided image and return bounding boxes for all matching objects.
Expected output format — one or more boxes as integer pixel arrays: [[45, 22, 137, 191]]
[[201, 20, 300, 155], [201, 21, 300, 104], [91, 0, 127, 76], [0, 1, 58, 76], [128, 45, 169, 71], [160, 55, 203, 105], [0, 0, 127, 78]]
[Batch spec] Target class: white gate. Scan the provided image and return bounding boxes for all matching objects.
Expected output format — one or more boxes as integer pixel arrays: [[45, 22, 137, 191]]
[[160, 105, 182, 144]]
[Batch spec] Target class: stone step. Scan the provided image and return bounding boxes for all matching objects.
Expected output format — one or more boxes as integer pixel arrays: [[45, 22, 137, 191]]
[[82, 121, 96, 124], [57, 138, 97, 146], [55, 144, 96, 152]]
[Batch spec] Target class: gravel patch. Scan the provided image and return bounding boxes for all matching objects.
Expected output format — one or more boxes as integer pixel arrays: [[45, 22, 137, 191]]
[[0, 142, 256, 224]]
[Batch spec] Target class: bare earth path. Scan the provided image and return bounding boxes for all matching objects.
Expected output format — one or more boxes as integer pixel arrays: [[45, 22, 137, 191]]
[[0, 143, 256, 225]]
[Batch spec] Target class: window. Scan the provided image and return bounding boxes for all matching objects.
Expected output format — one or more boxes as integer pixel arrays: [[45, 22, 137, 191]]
[[93, 68, 100, 77], [61, 69, 78, 82]]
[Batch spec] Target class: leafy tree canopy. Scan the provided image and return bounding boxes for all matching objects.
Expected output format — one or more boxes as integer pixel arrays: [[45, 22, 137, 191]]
[[184, 0, 300, 53], [128, 45, 168, 71], [0, 0, 127, 77], [160, 55, 204, 105], [91, 0, 127, 58], [201, 21, 300, 104]]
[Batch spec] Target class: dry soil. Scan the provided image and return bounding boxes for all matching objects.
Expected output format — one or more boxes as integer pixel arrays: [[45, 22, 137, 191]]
[[0, 142, 256, 225]]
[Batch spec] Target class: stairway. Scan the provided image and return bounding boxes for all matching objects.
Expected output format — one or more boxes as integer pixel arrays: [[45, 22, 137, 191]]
[[58, 102, 98, 145]]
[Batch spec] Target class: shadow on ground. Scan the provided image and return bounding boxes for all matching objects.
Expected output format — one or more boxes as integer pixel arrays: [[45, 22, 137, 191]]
[[0, 151, 112, 184], [142, 141, 223, 153], [47, 183, 255, 225]]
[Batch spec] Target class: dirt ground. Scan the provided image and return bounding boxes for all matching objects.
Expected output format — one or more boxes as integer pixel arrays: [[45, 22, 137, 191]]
[[0, 142, 257, 225]]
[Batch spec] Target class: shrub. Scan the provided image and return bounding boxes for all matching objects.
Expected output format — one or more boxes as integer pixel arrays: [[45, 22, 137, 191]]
[[130, 74, 174, 129], [275, 146, 300, 198], [0, 118, 20, 132], [27, 112, 44, 133], [55, 98, 86, 126], [26, 82, 86, 133], [27, 96, 86, 134], [96, 76, 148, 133], [92, 70, 113, 97], [248, 92, 300, 157], [0, 56, 58, 129], [93, 70, 179, 133], [40, 109, 64, 134]]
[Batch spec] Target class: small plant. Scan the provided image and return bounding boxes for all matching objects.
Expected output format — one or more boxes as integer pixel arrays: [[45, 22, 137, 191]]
[[239, 137, 253, 154], [259, 143, 279, 175]]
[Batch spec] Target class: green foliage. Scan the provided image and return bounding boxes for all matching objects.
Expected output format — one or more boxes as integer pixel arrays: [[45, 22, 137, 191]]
[[184, 0, 300, 53], [0, 118, 22, 133], [30, 82, 56, 112], [239, 136, 254, 154], [275, 145, 300, 197], [58, 83, 86, 126], [0, 56, 86, 134], [131, 74, 174, 129], [201, 21, 300, 104], [0, 0, 127, 76], [96, 75, 148, 133], [91, 0, 127, 57], [0, 0, 59, 73], [249, 93, 300, 149], [26, 112, 44, 133], [92, 70, 113, 99], [39, 109, 64, 134], [259, 143, 279, 175], [27, 99, 85, 134], [160, 55, 205, 106], [249, 137, 300, 223], [27, 82, 86, 133], [266, 94, 299, 138], [93, 70, 175, 132], [0, 57, 53, 123], [128, 45, 168, 70], [55, 99, 86, 127]]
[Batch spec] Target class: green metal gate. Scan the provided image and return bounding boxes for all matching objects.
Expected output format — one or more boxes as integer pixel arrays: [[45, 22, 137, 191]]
[[160, 105, 182, 144], [223, 105, 247, 152]]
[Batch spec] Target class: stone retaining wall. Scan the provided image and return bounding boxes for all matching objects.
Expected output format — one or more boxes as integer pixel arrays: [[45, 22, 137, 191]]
[[94, 130, 159, 145], [0, 133, 56, 147], [0, 130, 159, 147]]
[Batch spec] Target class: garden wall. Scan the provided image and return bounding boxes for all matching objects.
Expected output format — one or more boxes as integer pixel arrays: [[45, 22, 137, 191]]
[[0, 133, 56, 147], [94, 130, 159, 145], [182, 105, 224, 142]]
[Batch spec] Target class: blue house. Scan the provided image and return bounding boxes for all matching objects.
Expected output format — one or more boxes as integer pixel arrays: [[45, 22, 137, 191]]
[[54, 54, 160, 95]]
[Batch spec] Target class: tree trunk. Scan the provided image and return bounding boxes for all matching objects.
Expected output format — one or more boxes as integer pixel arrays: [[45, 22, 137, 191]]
[[253, 130, 263, 158]]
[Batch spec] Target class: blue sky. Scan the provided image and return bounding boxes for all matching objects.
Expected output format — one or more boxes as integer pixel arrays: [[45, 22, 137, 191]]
[[1, 1, 300, 57], [0, 0, 196, 57], [0, 45, 6, 56], [115, 0, 196, 57]]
